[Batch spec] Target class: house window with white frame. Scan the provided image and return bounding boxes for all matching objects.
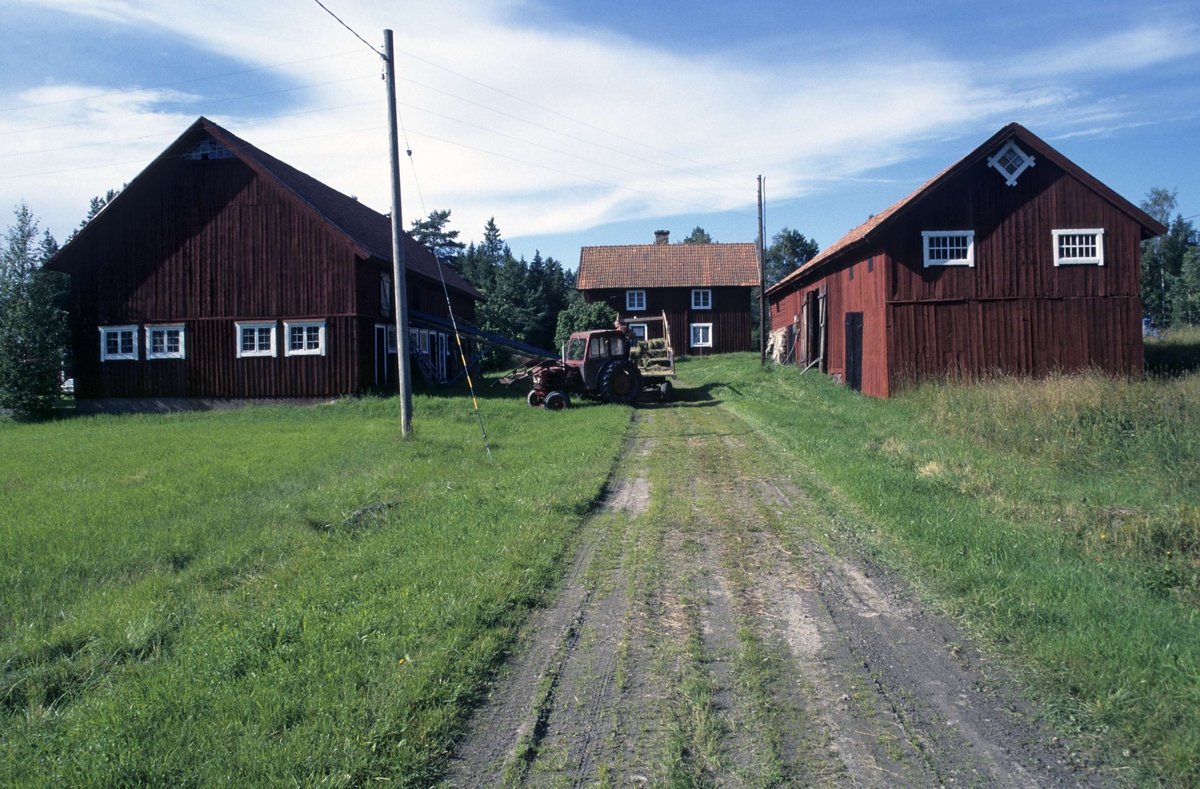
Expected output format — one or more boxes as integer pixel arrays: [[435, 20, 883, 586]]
[[100, 325, 138, 361], [387, 326, 397, 352], [626, 289, 646, 311], [691, 288, 712, 309], [146, 325, 185, 360], [284, 320, 325, 356], [1052, 229, 1105, 266], [236, 321, 276, 358], [922, 231, 975, 267], [690, 323, 712, 348], [629, 323, 648, 344]]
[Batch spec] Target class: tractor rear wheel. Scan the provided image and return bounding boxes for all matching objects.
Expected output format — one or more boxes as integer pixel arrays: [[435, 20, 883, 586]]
[[600, 360, 641, 405], [527, 390, 543, 408], [543, 390, 570, 411]]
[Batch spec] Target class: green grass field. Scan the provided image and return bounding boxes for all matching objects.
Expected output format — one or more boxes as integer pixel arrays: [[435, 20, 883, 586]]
[[681, 339, 1200, 787], [0, 392, 630, 787]]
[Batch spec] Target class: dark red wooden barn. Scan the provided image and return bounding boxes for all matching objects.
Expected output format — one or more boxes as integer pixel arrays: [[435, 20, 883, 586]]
[[577, 231, 758, 355], [765, 123, 1167, 397], [47, 117, 484, 409]]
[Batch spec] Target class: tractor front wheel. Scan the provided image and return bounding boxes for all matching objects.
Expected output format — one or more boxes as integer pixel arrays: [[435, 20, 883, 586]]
[[600, 360, 642, 405], [527, 390, 544, 408], [543, 391, 570, 411]]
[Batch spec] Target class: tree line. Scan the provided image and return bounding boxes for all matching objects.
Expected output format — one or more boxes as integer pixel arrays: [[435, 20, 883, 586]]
[[1140, 188, 1200, 329]]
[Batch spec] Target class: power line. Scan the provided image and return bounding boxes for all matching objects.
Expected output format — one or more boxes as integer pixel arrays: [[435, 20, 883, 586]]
[[399, 74, 746, 191], [0, 74, 379, 137], [309, 0, 381, 55], [396, 99, 749, 206], [0, 50, 371, 114], [402, 127, 753, 217], [392, 45, 751, 182], [0, 99, 384, 160]]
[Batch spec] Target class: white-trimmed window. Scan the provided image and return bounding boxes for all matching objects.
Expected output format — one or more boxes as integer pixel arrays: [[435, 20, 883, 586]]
[[922, 231, 975, 267], [381, 274, 392, 316], [1052, 229, 1105, 266], [284, 320, 325, 357], [387, 326, 397, 352], [986, 139, 1035, 186], [691, 289, 712, 309], [146, 325, 185, 360], [690, 323, 712, 348], [100, 325, 138, 361], [626, 289, 646, 311], [236, 321, 276, 358], [629, 323, 648, 343]]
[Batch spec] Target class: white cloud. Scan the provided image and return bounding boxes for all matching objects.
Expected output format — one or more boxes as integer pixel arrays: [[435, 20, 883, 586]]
[[1, 0, 1196, 244]]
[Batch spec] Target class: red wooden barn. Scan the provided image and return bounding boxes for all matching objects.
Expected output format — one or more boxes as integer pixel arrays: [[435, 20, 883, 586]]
[[577, 231, 758, 355], [47, 117, 484, 409], [765, 123, 1167, 397]]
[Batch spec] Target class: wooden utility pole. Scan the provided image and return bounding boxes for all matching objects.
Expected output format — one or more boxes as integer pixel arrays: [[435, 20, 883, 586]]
[[758, 175, 766, 366], [383, 29, 413, 436]]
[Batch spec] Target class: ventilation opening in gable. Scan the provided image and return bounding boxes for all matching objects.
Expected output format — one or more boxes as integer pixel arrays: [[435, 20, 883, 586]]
[[185, 137, 234, 161], [986, 139, 1035, 186]]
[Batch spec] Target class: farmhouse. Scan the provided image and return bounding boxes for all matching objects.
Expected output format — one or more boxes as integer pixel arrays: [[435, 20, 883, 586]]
[[765, 123, 1167, 397], [577, 231, 758, 355], [47, 117, 484, 408]]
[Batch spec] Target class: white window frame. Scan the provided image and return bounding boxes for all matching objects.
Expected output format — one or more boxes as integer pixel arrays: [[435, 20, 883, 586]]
[[625, 289, 646, 311], [145, 324, 185, 360], [99, 325, 139, 361], [629, 323, 648, 343], [236, 321, 277, 358], [986, 139, 1035, 186], [922, 231, 975, 268], [387, 325, 397, 352], [690, 322, 712, 348], [1052, 229, 1105, 267], [283, 320, 326, 357], [691, 288, 712, 310]]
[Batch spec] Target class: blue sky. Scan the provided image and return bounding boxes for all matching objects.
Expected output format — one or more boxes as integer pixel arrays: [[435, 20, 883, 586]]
[[2, 0, 1198, 266]]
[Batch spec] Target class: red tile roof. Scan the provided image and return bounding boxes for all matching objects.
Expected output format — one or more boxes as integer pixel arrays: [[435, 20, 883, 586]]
[[577, 243, 759, 289], [765, 122, 1167, 297]]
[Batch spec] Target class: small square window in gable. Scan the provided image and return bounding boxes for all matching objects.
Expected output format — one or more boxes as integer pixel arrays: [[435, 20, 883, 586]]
[[986, 139, 1035, 186]]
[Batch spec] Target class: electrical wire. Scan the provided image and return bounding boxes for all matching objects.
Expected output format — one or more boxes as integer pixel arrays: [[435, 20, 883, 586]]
[[0, 99, 384, 160], [0, 74, 380, 137], [391, 45, 751, 181], [309, 0, 382, 55], [0, 50, 371, 114], [398, 74, 745, 191]]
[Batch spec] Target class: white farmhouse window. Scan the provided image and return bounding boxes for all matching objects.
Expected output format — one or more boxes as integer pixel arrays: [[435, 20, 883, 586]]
[[986, 139, 1035, 186], [691, 289, 712, 309], [284, 321, 326, 357], [236, 321, 276, 358], [690, 323, 712, 348], [626, 290, 646, 311], [381, 274, 393, 316], [1052, 229, 1105, 266], [629, 323, 648, 343], [146, 325, 185, 360], [922, 231, 975, 267], [100, 325, 138, 361]]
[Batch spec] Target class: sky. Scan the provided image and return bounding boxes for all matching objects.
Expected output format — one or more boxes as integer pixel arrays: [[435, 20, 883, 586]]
[[1, 0, 1198, 267]]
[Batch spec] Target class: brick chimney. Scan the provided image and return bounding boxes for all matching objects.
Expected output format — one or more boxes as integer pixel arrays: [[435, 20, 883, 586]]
[[654, 230, 670, 245]]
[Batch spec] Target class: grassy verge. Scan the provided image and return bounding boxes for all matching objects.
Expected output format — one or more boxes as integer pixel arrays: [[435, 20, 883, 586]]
[[1, 392, 630, 787], [680, 353, 1200, 787]]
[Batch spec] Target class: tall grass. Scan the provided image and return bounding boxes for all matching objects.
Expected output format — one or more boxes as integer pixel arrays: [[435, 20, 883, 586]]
[[0, 394, 630, 787], [682, 354, 1200, 787]]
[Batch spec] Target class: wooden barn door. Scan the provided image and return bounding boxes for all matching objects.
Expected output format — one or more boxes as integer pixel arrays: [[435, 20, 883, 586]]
[[844, 312, 863, 392]]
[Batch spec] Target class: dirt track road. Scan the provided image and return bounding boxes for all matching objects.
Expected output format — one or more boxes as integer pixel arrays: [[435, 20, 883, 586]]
[[442, 394, 1109, 788]]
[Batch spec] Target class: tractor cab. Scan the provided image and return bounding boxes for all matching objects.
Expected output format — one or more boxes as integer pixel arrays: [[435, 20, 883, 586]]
[[564, 330, 630, 390]]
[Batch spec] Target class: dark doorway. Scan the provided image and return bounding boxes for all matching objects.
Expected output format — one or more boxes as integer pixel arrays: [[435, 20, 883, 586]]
[[804, 290, 820, 364], [844, 312, 863, 392], [374, 324, 393, 391]]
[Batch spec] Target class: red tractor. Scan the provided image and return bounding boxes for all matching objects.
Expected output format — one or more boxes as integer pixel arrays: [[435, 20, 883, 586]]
[[501, 327, 674, 410]]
